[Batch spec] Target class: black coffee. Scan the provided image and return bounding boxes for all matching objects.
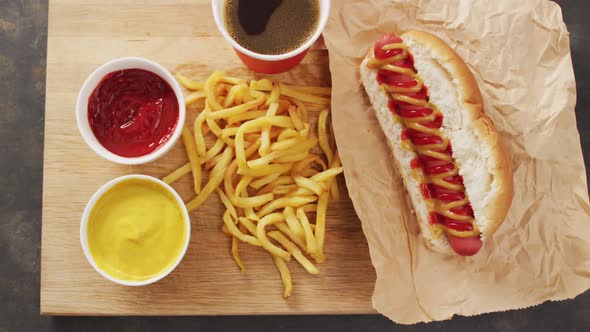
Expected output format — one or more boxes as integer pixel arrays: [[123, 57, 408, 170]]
[[224, 0, 320, 55]]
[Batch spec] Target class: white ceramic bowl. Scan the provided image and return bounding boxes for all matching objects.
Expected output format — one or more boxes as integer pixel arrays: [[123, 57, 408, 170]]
[[76, 57, 186, 165], [80, 174, 191, 286]]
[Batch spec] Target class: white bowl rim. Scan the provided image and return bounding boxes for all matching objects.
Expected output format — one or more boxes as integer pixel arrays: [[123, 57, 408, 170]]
[[211, 0, 331, 61], [76, 57, 186, 165], [80, 174, 191, 286]]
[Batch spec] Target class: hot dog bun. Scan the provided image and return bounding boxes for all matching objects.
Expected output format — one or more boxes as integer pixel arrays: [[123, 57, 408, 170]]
[[360, 31, 513, 255]]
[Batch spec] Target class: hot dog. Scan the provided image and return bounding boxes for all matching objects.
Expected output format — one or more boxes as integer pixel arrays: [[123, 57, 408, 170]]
[[360, 31, 513, 256]]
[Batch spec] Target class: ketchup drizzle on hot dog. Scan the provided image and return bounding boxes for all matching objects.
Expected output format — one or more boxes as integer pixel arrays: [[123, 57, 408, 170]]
[[368, 33, 482, 254]]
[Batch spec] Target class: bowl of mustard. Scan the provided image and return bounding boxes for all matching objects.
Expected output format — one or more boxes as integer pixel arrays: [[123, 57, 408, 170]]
[[80, 175, 190, 286]]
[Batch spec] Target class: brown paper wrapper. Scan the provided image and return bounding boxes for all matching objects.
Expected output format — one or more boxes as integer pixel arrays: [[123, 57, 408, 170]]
[[323, 0, 590, 324]]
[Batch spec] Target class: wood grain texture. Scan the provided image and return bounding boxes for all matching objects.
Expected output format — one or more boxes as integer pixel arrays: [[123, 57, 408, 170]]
[[41, 0, 376, 315]]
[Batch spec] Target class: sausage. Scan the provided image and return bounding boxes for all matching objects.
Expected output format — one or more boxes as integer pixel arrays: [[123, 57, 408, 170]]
[[448, 236, 483, 257]]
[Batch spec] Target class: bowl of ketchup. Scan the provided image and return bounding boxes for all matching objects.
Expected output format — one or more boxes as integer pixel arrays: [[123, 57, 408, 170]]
[[76, 57, 185, 165]]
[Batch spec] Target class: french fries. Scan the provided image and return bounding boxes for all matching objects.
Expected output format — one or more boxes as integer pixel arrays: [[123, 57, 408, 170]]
[[163, 162, 191, 185], [273, 255, 292, 299], [231, 236, 245, 272], [314, 192, 329, 263], [223, 210, 261, 247], [163, 71, 340, 298], [283, 207, 304, 239], [257, 213, 290, 261], [182, 126, 202, 194], [267, 231, 319, 275], [297, 208, 317, 257]]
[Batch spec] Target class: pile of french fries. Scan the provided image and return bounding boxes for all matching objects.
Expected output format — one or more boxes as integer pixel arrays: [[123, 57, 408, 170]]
[[164, 71, 341, 298]]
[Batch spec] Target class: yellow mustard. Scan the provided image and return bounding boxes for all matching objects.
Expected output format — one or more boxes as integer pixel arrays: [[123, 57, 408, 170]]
[[87, 178, 187, 282]]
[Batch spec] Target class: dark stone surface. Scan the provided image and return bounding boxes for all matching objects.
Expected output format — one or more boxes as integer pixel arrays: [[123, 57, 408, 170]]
[[0, 0, 588, 331]]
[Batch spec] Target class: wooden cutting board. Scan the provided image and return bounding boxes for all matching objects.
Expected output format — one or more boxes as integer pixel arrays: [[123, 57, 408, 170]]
[[41, 0, 376, 315]]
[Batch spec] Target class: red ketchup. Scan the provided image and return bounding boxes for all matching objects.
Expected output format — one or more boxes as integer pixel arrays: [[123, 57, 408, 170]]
[[87, 69, 179, 158], [375, 33, 482, 256]]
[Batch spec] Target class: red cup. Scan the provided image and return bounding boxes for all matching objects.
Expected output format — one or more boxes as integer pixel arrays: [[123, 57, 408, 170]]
[[212, 0, 330, 74]]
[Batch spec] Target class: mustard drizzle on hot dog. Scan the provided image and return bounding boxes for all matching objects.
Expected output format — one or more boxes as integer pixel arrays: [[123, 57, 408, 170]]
[[367, 43, 480, 239]]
